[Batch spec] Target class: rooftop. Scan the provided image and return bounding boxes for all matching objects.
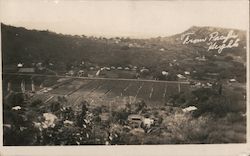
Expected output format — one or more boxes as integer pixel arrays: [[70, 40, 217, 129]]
[[18, 68, 35, 73]]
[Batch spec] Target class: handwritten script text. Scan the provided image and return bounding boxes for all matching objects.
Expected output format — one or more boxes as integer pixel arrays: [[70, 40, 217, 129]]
[[181, 30, 240, 53]]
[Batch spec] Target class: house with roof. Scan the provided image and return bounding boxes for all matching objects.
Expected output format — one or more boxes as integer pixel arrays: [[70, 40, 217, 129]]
[[18, 68, 35, 73], [124, 67, 130, 70], [117, 67, 123, 70], [229, 78, 237, 83], [17, 63, 23, 68], [128, 114, 144, 128], [177, 74, 186, 79]]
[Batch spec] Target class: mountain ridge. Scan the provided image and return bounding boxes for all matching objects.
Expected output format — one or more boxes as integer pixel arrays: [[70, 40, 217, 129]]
[[1, 23, 246, 77]]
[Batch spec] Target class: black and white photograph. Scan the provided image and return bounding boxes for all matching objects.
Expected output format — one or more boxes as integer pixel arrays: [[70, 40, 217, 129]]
[[0, 0, 249, 151]]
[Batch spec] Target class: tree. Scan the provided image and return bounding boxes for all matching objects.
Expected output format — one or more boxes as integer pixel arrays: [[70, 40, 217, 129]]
[[76, 101, 89, 127]]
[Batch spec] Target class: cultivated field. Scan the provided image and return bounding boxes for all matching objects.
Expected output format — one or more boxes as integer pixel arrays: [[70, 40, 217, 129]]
[[2, 74, 191, 109], [30, 78, 190, 108]]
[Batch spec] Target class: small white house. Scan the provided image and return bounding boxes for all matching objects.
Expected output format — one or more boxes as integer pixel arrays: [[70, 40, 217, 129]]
[[207, 82, 213, 87], [140, 68, 149, 73], [195, 82, 201, 86], [68, 70, 74, 76], [196, 56, 206, 61], [105, 67, 111, 71], [229, 79, 237, 83], [17, 63, 23, 68], [184, 71, 190, 75], [128, 43, 134, 47], [132, 66, 138, 71], [143, 118, 154, 128], [117, 67, 123, 70], [12, 106, 22, 110], [177, 74, 186, 79], [18, 68, 35, 73], [162, 71, 168, 76], [78, 70, 84, 74], [159, 48, 165, 51]]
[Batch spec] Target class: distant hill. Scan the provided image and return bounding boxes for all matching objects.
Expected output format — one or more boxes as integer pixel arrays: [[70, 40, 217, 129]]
[[147, 25, 246, 57], [1, 23, 247, 81]]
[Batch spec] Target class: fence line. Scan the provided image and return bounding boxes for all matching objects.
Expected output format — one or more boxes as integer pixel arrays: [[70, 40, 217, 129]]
[[3, 72, 190, 84]]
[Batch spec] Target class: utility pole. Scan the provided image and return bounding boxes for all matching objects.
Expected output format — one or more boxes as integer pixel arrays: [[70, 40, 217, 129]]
[[21, 80, 25, 93], [31, 78, 35, 92], [7, 81, 12, 92], [178, 83, 181, 93]]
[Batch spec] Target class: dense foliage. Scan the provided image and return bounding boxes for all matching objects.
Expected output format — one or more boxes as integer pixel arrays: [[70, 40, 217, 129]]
[[3, 93, 94, 145], [3, 87, 246, 145]]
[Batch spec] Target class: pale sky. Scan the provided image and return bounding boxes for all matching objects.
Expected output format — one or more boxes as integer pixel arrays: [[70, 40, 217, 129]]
[[0, 0, 249, 38]]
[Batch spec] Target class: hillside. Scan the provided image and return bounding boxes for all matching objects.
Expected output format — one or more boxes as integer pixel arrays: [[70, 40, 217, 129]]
[[1, 23, 247, 82]]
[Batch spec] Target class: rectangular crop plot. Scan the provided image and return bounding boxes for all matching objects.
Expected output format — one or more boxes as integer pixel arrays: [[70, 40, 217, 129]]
[[179, 83, 190, 93], [32, 78, 190, 106], [106, 80, 130, 97], [165, 83, 180, 97], [150, 82, 166, 102], [137, 82, 154, 101], [122, 81, 142, 97]]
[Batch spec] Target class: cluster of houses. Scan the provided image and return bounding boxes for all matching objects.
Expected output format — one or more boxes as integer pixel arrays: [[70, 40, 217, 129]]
[[195, 55, 207, 61], [16, 61, 239, 87], [16, 62, 54, 74], [17, 63, 35, 73], [65, 65, 150, 77], [190, 81, 213, 88], [160, 70, 191, 80], [127, 114, 155, 130]]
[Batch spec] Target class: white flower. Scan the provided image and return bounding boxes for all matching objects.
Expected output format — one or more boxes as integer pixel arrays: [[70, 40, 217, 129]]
[[42, 113, 58, 129], [182, 106, 197, 112], [63, 120, 74, 125]]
